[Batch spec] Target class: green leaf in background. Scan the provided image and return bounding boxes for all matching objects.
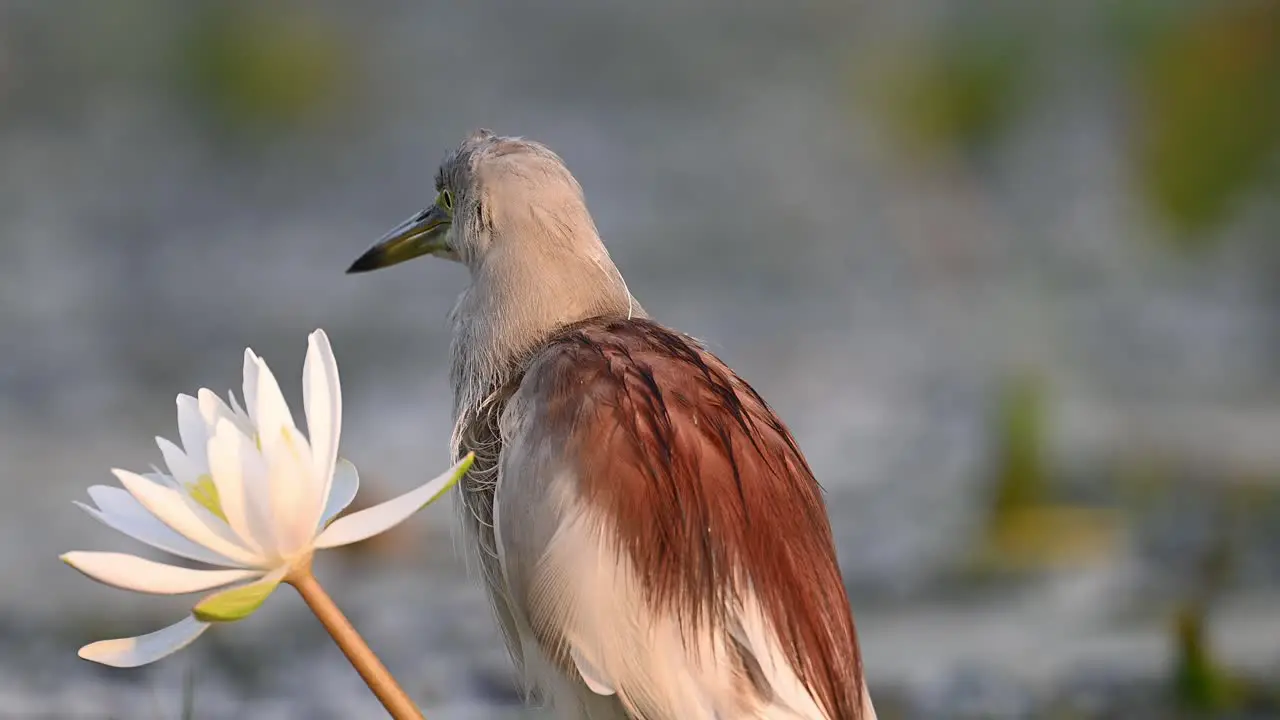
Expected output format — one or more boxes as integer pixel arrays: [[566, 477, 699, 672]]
[[1172, 602, 1240, 712], [990, 373, 1049, 516], [1134, 1, 1280, 242], [180, 2, 353, 139], [868, 25, 1035, 163], [974, 373, 1123, 571]]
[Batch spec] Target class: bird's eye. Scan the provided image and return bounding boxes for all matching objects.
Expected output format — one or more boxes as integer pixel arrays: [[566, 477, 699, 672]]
[[439, 189, 454, 212]]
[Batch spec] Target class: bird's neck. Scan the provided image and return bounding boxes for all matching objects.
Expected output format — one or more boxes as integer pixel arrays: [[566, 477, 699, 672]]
[[447, 233, 639, 453]]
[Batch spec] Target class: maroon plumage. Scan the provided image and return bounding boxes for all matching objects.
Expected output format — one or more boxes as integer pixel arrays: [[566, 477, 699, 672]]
[[518, 316, 867, 719]]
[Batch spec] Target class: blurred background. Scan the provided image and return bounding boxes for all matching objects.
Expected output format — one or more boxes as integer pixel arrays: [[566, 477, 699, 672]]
[[2, 0, 1279, 717]]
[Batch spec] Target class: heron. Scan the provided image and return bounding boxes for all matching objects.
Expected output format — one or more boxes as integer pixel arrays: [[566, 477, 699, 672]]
[[347, 130, 875, 719]]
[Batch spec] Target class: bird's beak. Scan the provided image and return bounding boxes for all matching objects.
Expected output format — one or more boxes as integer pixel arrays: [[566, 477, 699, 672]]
[[346, 204, 452, 273]]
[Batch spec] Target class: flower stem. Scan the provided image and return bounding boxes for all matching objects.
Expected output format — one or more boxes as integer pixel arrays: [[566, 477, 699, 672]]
[[287, 563, 425, 720]]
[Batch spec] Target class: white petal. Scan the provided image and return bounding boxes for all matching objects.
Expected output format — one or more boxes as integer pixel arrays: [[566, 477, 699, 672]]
[[227, 389, 253, 430], [175, 394, 211, 471], [143, 469, 179, 489], [315, 454, 472, 549], [156, 436, 202, 485], [79, 487, 239, 567], [61, 551, 260, 595], [205, 418, 263, 554], [199, 388, 252, 436], [114, 469, 262, 567], [197, 387, 230, 423], [253, 355, 297, 442], [141, 468, 250, 549], [302, 329, 342, 536], [261, 427, 317, 555], [78, 615, 210, 668], [234, 425, 277, 553], [241, 349, 261, 426], [320, 459, 359, 528]]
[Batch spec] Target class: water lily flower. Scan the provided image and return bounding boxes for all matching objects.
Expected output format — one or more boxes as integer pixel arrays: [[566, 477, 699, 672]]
[[62, 329, 472, 668]]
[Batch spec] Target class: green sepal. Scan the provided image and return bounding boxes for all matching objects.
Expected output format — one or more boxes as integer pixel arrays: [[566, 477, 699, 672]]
[[192, 573, 282, 623]]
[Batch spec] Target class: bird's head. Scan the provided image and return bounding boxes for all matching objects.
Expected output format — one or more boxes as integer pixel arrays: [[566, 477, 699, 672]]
[[346, 128, 601, 275], [346, 129, 639, 369]]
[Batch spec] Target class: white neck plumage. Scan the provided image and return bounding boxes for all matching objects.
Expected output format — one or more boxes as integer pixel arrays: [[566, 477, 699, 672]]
[[446, 217, 638, 459]]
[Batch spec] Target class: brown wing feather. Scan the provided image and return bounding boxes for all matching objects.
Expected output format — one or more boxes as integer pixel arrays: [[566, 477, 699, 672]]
[[523, 316, 867, 720]]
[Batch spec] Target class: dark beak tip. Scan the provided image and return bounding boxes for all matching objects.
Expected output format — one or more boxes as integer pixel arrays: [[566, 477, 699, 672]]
[[345, 250, 383, 274]]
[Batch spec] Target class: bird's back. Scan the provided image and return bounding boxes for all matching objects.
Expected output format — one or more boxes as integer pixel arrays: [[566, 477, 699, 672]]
[[456, 316, 873, 719]]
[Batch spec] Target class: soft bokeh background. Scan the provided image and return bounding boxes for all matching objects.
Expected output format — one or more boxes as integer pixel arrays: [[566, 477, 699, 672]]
[[3, 0, 1279, 718]]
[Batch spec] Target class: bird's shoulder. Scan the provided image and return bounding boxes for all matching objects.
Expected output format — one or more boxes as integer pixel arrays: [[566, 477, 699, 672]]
[[507, 315, 867, 720], [517, 315, 786, 439]]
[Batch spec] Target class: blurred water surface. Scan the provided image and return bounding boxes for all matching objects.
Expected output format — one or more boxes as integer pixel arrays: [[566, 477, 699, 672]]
[[2, 1, 1279, 717]]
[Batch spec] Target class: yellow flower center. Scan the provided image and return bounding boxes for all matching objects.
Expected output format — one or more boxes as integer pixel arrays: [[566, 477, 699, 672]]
[[187, 474, 227, 522]]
